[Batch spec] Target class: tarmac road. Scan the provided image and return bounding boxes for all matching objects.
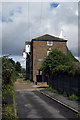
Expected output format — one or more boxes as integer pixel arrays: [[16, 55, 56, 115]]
[[15, 90, 77, 119]]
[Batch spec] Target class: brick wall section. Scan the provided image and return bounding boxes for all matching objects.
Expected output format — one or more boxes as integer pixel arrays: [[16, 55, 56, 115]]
[[33, 40, 67, 82]]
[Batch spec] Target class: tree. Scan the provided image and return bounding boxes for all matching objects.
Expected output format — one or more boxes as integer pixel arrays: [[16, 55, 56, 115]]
[[41, 49, 70, 72], [41, 49, 79, 75], [2, 57, 15, 84], [15, 61, 21, 72], [68, 50, 79, 62]]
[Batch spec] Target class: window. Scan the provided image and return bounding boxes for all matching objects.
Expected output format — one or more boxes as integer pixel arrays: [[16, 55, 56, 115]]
[[47, 41, 53, 46], [38, 59, 43, 62]]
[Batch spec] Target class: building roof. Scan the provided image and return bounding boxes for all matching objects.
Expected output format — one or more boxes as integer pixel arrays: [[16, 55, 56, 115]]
[[32, 34, 67, 42], [25, 41, 31, 44]]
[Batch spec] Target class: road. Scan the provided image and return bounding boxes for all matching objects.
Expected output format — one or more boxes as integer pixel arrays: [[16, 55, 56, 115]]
[[14, 80, 77, 119]]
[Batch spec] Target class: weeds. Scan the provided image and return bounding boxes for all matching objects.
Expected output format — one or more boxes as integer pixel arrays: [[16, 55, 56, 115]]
[[63, 91, 67, 97], [3, 104, 15, 119], [18, 80, 23, 83], [77, 112, 80, 117], [26, 80, 31, 83], [47, 87, 58, 93], [69, 94, 79, 101]]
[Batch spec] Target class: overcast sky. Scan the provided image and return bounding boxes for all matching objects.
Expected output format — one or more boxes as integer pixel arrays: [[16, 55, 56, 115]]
[[0, 1, 79, 67]]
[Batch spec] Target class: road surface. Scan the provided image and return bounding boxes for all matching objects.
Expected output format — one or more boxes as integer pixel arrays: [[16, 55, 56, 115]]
[[14, 80, 77, 119]]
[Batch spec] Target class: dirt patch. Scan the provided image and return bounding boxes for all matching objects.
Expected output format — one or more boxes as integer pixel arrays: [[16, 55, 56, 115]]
[[14, 79, 45, 91]]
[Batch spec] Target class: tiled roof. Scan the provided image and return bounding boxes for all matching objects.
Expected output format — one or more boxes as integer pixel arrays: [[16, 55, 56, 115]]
[[32, 34, 67, 41]]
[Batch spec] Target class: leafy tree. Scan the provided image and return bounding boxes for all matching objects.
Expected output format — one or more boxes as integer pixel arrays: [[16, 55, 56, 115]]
[[68, 50, 79, 62], [41, 49, 71, 72], [41, 49, 80, 76], [9, 58, 15, 66], [2, 57, 15, 84], [15, 61, 21, 72]]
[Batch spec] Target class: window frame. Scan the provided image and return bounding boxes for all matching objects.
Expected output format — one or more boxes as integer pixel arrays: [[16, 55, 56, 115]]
[[47, 41, 53, 46]]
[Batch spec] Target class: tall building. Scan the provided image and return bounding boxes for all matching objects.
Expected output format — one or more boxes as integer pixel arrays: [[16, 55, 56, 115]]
[[24, 34, 68, 84]]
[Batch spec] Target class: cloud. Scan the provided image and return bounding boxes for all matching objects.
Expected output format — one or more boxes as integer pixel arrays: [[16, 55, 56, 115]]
[[1, 2, 78, 58], [2, 17, 13, 23]]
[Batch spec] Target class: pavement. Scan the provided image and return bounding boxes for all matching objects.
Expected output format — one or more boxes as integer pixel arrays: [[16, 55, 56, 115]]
[[14, 79, 78, 119], [40, 89, 79, 112]]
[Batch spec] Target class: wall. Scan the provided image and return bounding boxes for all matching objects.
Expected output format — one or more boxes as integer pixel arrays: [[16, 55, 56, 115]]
[[48, 73, 79, 96], [32, 40, 68, 82]]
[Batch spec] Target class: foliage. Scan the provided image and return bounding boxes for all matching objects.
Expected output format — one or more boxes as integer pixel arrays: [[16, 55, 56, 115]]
[[2, 56, 23, 85], [41, 49, 80, 76], [41, 49, 70, 72], [2, 56, 21, 119], [68, 50, 79, 62], [15, 61, 21, 72], [77, 112, 80, 117], [27, 79, 33, 84], [63, 91, 67, 97], [3, 104, 16, 119], [21, 68, 26, 73], [18, 80, 23, 83], [69, 94, 79, 101], [2, 83, 14, 95], [47, 87, 58, 93], [2, 82, 18, 119], [2, 57, 15, 84]]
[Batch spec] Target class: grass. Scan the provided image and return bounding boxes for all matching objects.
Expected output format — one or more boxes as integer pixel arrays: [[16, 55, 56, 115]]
[[63, 91, 67, 97], [2, 82, 18, 119], [3, 83, 14, 95], [47, 87, 79, 101], [77, 112, 80, 117], [27, 80, 33, 84], [69, 94, 79, 101], [47, 87, 58, 93], [18, 80, 23, 83], [3, 104, 16, 119]]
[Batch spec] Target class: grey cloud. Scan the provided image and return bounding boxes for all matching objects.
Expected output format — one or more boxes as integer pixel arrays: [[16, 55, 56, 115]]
[[1, 2, 78, 57]]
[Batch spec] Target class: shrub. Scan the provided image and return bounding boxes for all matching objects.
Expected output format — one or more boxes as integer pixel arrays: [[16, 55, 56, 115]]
[[69, 94, 79, 101], [27, 80, 32, 84], [63, 91, 67, 97], [47, 87, 58, 93], [77, 112, 80, 117], [3, 104, 15, 119], [41, 49, 80, 76], [2, 57, 15, 85]]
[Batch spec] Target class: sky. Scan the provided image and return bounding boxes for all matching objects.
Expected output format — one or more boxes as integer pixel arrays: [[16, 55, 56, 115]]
[[0, 1, 79, 68]]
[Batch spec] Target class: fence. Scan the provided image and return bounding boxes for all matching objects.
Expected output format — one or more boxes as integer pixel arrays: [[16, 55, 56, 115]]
[[47, 73, 80, 96]]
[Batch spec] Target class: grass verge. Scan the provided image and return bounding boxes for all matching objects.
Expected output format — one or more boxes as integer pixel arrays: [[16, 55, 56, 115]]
[[2, 83, 18, 119]]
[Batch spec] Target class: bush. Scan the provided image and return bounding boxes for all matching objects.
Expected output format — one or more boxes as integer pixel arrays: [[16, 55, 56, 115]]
[[3, 104, 15, 119], [47, 87, 58, 93], [41, 49, 70, 73], [69, 94, 79, 101], [41, 49, 80, 76], [77, 112, 80, 117], [63, 91, 67, 97], [2, 57, 15, 85], [27, 80, 32, 84], [15, 61, 21, 72]]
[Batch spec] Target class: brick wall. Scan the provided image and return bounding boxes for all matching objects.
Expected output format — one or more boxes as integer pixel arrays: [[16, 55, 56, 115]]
[[33, 40, 68, 82]]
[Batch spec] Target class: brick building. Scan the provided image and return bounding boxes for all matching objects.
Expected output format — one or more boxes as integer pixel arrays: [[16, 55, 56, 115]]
[[24, 34, 68, 84]]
